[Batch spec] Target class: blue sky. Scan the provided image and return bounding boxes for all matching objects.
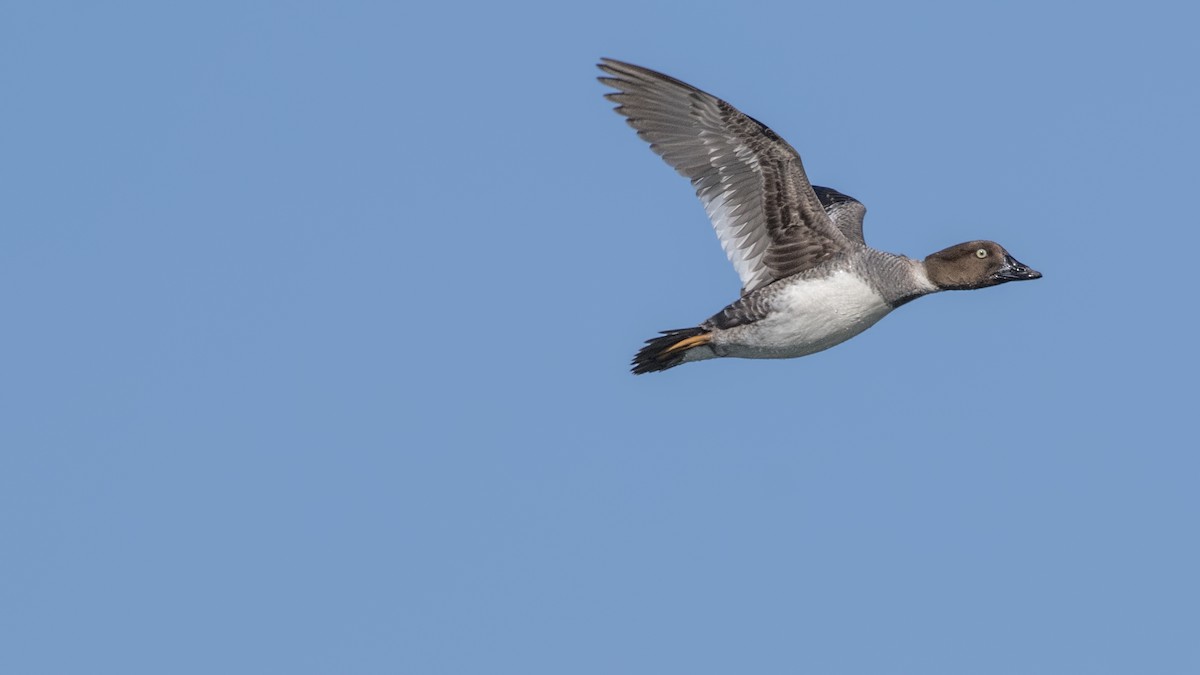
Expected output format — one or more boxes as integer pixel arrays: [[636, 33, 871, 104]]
[[3, 1, 1198, 673]]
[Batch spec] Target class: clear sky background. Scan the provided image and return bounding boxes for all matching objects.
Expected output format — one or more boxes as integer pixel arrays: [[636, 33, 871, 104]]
[[3, 1, 1198, 673]]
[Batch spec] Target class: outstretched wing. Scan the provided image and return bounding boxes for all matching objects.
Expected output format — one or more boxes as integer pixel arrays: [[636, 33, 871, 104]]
[[812, 185, 867, 244], [598, 59, 851, 295]]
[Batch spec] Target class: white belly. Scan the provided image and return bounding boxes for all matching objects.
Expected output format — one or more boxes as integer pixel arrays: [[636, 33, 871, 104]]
[[715, 271, 892, 359]]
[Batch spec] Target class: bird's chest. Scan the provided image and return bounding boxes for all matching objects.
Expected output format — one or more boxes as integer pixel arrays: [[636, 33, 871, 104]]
[[717, 272, 892, 358]]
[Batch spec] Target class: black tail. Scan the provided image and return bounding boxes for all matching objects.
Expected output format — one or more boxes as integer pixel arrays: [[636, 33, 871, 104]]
[[631, 327, 712, 375]]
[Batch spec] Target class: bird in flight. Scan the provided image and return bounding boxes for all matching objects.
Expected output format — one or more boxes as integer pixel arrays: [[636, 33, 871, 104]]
[[598, 59, 1041, 374]]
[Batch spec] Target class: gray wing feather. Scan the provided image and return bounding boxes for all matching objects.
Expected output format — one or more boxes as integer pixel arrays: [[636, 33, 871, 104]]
[[598, 59, 851, 295], [812, 185, 868, 244]]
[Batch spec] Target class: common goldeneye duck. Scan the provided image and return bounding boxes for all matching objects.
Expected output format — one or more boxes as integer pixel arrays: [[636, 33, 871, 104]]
[[597, 59, 1042, 374]]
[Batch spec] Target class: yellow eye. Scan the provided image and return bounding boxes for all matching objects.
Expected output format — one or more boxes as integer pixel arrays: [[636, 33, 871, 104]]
[[975, 248, 988, 259]]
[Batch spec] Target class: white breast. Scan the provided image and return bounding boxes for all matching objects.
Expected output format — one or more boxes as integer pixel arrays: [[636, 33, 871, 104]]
[[717, 271, 893, 359]]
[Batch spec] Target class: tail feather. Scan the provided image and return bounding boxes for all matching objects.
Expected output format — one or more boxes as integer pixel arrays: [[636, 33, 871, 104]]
[[631, 327, 712, 374]]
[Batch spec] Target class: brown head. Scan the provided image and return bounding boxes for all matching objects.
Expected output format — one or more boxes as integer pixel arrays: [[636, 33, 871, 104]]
[[924, 241, 1042, 290]]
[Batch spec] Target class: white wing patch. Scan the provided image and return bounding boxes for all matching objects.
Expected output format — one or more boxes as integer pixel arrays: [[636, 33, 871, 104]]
[[697, 141, 773, 293]]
